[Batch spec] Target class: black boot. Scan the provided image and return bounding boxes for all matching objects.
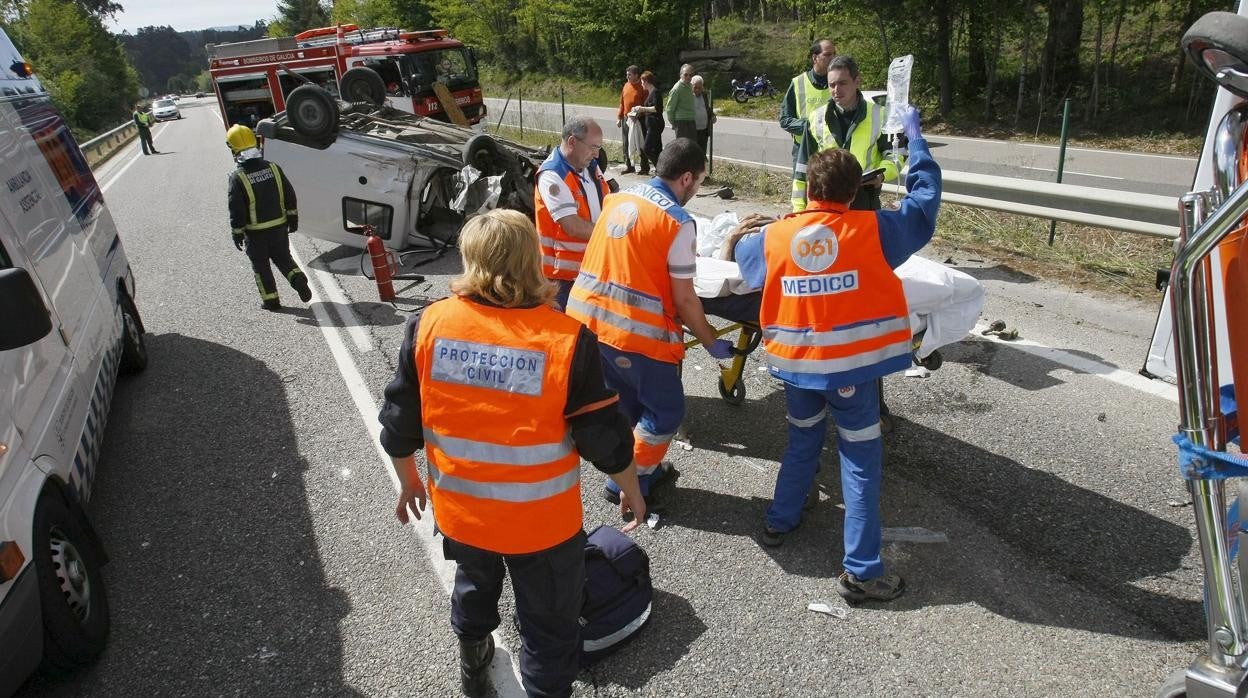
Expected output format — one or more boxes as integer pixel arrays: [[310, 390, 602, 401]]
[[458, 635, 494, 697], [293, 274, 312, 303]]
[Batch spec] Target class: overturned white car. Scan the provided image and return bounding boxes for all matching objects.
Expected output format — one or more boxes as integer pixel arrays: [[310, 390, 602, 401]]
[[255, 79, 551, 251]]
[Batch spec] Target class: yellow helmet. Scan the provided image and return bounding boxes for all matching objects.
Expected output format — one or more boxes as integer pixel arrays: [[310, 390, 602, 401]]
[[225, 124, 257, 154]]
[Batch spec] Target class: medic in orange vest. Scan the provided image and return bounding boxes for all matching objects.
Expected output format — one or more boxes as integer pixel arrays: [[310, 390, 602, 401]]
[[535, 116, 611, 310], [731, 106, 938, 604], [567, 138, 735, 508], [378, 209, 644, 698]]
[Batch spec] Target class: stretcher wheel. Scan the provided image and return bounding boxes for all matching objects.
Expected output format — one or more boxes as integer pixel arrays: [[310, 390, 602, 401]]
[[718, 377, 746, 405], [917, 349, 943, 371]]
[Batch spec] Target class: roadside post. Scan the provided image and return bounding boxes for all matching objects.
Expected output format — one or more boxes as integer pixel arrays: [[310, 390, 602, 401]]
[[493, 92, 512, 133], [1048, 97, 1072, 245], [519, 88, 524, 137], [708, 88, 714, 176], [560, 85, 566, 127]]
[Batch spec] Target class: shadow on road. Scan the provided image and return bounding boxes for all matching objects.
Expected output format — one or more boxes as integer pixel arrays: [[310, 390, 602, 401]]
[[953, 263, 1039, 284], [581, 589, 707, 691], [944, 337, 1127, 392], [19, 332, 361, 696], [674, 391, 1201, 642]]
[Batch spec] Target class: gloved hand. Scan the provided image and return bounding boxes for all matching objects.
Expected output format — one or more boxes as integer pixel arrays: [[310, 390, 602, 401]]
[[232, 233, 245, 251], [902, 105, 922, 143], [706, 338, 734, 360], [287, 216, 298, 234]]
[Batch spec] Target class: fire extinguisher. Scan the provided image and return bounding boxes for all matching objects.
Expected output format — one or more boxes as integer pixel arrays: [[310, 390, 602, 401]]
[[366, 230, 396, 301]]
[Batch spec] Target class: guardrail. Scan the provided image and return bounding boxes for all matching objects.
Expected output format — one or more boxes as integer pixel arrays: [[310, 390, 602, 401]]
[[81, 120, 137, 168], [885, 171, 1181, 240]]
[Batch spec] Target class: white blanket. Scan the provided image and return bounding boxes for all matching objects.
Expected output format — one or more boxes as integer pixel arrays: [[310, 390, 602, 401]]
[[694, 255, 985, 358]]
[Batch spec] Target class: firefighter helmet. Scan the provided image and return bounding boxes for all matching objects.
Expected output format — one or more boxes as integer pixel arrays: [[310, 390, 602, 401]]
[[225, 124, 258, 154]]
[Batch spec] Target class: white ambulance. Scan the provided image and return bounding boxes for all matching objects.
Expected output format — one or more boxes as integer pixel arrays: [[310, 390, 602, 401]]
[[0, 30, 146, 693]]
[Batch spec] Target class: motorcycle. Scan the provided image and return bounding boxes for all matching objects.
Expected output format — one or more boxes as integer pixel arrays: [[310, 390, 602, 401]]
[[730, 74, 776, 103]]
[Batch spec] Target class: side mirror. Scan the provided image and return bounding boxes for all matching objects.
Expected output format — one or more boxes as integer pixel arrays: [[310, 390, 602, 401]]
[[0, 267, 52, 351]]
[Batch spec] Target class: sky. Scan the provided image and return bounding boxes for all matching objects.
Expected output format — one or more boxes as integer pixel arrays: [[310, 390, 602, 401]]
[[106, 0, 280, 34]]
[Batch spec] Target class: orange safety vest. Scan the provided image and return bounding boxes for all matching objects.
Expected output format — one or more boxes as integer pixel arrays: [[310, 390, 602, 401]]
[[566, 180, 688, 363], [416, 296, 584, 554], [535, 149, 609, 281], [759, 203, 913, 388]]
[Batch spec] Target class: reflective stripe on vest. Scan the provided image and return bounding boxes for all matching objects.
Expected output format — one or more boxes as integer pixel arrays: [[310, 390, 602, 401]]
[[567, 181, 688, 363], [536, 152, 609, 281], [427, 460, 580, 503], [759, 208, 911, 385], [416, 296, 585, 554], [236, 163, 288, 232], [809, 101, 883, 170], [424, 428, 574, 466], [790, 72, 830, 143]]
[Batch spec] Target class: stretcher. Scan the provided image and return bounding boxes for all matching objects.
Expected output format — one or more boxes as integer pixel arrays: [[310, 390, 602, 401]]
[[689, 255, 986, 405]]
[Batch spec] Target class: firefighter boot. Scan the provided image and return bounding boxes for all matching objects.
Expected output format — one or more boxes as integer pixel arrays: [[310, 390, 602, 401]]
[[291, 271, 312, 303], [458, 634, 494, 698]]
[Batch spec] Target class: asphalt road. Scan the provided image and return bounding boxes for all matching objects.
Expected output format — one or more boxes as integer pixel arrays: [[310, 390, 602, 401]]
[[484, 96, 1197, 198], [18, 96, 1205, 696]]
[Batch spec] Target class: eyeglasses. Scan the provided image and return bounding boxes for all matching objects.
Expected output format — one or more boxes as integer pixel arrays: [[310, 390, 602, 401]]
[[574, 135, 603, 150]]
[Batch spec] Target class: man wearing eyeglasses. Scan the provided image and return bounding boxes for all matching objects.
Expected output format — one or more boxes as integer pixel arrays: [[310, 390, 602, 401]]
[[535, 116, 612, 310]]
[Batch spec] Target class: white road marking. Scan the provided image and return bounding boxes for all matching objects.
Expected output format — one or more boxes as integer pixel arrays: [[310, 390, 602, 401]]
[[973, 322, 1178, 402], [99, 152, 142, 193], [291, 246, 527, 697], [303, 262, 374, 351], [1019, 166, 1125, 180]]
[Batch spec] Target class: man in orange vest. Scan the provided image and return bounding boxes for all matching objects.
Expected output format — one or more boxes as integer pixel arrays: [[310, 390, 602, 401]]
[[730, 106, 937, 603], [568, 138, 735, 508], [536, 116, 611, 310], [378, 209, 645, 698]]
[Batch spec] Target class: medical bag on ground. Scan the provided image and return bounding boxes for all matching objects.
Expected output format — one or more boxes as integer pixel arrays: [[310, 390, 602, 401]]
[[580, 524, 653, 665]]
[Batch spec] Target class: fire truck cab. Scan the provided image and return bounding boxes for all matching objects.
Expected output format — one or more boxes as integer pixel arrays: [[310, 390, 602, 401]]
[[206, 25, 485, 129]]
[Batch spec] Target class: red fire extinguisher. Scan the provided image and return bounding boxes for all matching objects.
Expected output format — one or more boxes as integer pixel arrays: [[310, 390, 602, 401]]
[[366, 231, 396, 301]]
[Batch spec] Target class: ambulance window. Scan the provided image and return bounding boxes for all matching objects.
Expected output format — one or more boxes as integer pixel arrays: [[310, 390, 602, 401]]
[[343, 198, 393, 240]]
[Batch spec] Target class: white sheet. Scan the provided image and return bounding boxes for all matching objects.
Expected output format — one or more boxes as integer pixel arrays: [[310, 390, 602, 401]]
[[694, 255, 985, 358]]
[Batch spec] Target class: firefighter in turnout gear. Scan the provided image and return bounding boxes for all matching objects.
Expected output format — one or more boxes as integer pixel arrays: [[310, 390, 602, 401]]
[[731, 106, 938, 603], [225, 124, 311, 311]]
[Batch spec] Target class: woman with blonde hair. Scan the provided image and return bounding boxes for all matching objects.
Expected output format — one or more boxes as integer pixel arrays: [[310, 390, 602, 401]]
[[377, 208, 644, 698]]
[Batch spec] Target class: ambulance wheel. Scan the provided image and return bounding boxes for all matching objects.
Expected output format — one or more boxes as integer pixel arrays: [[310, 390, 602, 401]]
[[33, 490, 110, 669], [119, 299, 147, 374], [462, 134, 498, 172], [339, 67, 386, 106], [718, 377, 746, 405], [287, 85, 339, 140]]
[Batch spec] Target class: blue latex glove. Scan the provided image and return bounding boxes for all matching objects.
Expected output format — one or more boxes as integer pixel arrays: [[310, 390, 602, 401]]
[[707, 339, 734, 360], [902, 106, 922, 143]]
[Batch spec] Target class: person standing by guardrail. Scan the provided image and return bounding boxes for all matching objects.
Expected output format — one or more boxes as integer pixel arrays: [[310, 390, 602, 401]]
[[633, 71, 664, 172], [132, 102, 158, 155], [665, 64, 697, 142], [617, 65, 648, 174], [691, 75, 715, 157], [730, 106, 938, 602], [779, 39, 836, 159]]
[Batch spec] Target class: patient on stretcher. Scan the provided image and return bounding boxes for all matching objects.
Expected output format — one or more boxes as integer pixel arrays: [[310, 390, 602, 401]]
[[691, 212, 985, 361]]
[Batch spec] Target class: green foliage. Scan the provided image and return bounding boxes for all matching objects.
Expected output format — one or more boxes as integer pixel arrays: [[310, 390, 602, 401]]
[[9, 0, 138, 135], [275, 0, 330, 34]]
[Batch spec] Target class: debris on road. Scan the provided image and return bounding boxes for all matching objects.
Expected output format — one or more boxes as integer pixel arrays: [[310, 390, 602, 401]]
[[646, 513, 660, 529], [807, 601, 849, 619], [881, 527, 949, 544], [981, 319, 1020, 340]]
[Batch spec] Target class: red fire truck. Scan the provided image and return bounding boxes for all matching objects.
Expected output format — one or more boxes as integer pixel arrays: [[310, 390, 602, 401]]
[[206, 25, 485, 129]]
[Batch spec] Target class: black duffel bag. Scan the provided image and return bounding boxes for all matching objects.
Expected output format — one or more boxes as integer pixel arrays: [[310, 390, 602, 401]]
[[579, 524, 652, 665]]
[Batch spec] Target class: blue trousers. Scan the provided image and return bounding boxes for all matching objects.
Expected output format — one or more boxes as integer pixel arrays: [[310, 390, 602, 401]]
[[444, 531, 586, 698], [765, 381, 885, 580], [551, 279, 574, 312], [598, 344, 684, 495]]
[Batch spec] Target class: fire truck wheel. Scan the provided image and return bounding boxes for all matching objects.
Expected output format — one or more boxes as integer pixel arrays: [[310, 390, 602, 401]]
[[340, 67, 387, 106], [1183, 11, 1248, 98], [287, 85, 339, 140], [462, 134, 498, 173]]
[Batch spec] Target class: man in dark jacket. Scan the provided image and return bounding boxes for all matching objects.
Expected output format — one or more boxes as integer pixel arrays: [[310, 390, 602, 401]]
[[225, 124, 311, 311]]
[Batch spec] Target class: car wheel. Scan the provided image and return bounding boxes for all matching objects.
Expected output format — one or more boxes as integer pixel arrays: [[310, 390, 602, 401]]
[[339, 67, 387, 106], [462, 134, 498, 173], [119, 298, 147, 374], [33, 490, 110, 669], [287, 85, 339, 140]]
